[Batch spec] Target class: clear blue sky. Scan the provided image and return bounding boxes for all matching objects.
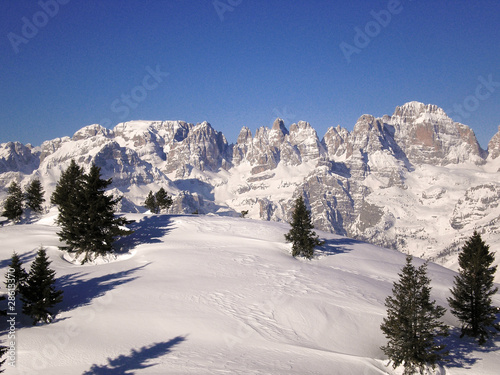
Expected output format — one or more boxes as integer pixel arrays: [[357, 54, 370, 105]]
[[1, 0, 499, 148]]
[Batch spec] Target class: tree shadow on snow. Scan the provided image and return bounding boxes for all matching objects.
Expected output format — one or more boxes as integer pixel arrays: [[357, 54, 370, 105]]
[[81, 335, 187, 375], [114, 215, 174, 253], [57, 264, 149, 314], [0, 249, 36, 269], [315, 237, 359, 257], [442, 327, 500, 369]]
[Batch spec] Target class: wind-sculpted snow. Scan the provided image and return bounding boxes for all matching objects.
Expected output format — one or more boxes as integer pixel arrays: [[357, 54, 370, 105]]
[[0, 102, 499, 273], [1, 214, 499, 374]]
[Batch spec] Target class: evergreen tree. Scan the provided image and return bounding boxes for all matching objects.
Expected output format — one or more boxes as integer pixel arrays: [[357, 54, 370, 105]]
[[20, 247, 63, 325], [284, 195, 322, 259], [51, 159, 86, 253], [2, 182, 23, 222], [4, 251, 28, 294], [381, 256, 448, 375], [77, 164, 132, 262], [144, 190, 159, 214], [25, 178, 45, 214], [51, 159, 85, 209], [52, 161, 132, 263], [448, 231, 499, 344], [144, 188, 172, 214], [155, 187, 173, 211]]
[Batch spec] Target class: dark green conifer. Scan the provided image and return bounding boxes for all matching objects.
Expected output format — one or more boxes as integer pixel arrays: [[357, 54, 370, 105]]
[[51, 159, 86, 252], [25, 178, 45, 214], [144, 190, 159, 214], [2, 182, 24, 222], [448, 231, 499, 344], [4, 251, 28, 294], [77, 164, 131, 262], [20, 247, 63, 325], [284, 195, 322, 259], [155, 187, 173, 211], [144, 188, 172, 214], [52, 161, 132, 263], [381, 256, 448, 375]]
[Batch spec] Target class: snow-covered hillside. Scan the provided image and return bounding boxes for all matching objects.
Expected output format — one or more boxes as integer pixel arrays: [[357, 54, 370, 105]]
[[0, 213, 499, 374]]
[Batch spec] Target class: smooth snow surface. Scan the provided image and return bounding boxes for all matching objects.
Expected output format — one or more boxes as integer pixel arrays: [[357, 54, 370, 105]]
[[0, 214, 499, 374]]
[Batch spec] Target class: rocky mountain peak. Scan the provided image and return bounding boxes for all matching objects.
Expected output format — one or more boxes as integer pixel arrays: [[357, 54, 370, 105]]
[[269, 118, 289, 147], [72, 124, 113, 141], [1, 101, 498, 273], [488, 125, 500, 160], [236, 127, 252, 144], [0, 141, 40, 174], [271, 118, 288, 134], [389, 102, 484, 165], [393, 101, 446, 119], [165, 121, 231, 176], [321, 125, 350, 158]]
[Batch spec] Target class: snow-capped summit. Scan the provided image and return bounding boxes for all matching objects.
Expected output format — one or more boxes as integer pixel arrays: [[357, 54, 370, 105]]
[[392, 101, 447, 118], [389, 101, 485, 165], [72, 124, 113, 141]]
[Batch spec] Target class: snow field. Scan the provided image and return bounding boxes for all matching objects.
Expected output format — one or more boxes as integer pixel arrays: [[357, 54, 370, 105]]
[[0, 214, 498, 374]]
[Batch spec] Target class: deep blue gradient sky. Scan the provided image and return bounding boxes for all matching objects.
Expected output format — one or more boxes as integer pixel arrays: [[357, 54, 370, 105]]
[[1, 0, 499, 148]]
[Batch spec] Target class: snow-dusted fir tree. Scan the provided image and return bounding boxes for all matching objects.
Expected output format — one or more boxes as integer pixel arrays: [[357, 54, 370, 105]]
[[52, 161, 132, 263], [381, 255, 448, 375], [21, 247, 63, 325], [2, 181, 24, 222], [448, 231, 499, 344], [51, 159, 86, 252], [144, 188, 173, 214], [4, 251, 28, 294], [285, 195, 322, 259], [156, 188, 173, 211], [24, 178, 45, 214], [144, 191, 158, 213], [77, 164, 132, 261]]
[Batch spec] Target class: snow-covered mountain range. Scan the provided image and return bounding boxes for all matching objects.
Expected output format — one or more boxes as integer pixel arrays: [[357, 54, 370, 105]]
[[1, 101, 499, 270]]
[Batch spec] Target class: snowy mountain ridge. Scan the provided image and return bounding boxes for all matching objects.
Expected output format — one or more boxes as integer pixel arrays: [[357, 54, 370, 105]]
[[1, 101, 500, 272]]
